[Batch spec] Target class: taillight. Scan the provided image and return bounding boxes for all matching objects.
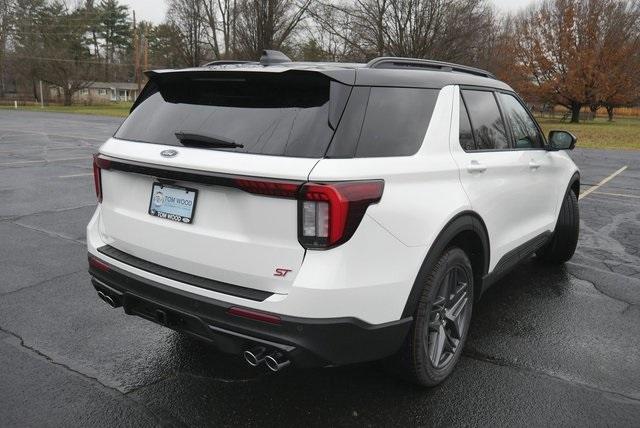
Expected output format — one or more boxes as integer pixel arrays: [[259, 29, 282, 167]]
[[92, 154, 111, 203], [298, 180, 384, 249], [233, 178, 300, 198]]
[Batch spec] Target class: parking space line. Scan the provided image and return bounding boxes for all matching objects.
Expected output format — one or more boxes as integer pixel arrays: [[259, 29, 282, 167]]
[[0, 156, 90, 166], [592, 191, 640, 199], [0, 128, 106, 141], [579, 166, 628, 200], [58, 173, 93, 178], [0, 146, 87, 154]]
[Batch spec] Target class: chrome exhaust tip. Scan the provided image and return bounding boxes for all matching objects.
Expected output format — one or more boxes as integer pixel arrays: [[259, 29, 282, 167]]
[[265, 351, 290, 372], [244, 346, 267, 367], [97, 290, 118, 308]]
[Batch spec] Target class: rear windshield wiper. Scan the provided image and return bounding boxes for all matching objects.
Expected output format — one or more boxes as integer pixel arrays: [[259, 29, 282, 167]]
[[175, 131, 244, 149]]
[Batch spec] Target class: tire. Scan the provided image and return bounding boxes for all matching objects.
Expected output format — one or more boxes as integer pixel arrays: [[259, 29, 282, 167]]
[[395, 247, 474, 386], [536, 189, 579, 263]]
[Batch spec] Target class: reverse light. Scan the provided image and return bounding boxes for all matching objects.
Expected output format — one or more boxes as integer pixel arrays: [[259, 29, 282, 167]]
[[298, 180, 384, 249], [92, 154, 111, 203]]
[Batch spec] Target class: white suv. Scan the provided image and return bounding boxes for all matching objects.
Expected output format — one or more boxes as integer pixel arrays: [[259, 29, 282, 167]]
[[87, 52, 580, 385]]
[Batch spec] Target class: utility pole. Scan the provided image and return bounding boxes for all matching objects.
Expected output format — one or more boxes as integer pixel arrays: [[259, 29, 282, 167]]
[[143, 24, 149, 73], [39, 80, 44, 108], [133, 10, 140, 92]]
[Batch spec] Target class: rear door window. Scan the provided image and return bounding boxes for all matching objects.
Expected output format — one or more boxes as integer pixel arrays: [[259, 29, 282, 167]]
[[354, 87, 439, 157], [115, 72, 349, 158], [461, 90, 510, 150], [498, 93, 544, 149]]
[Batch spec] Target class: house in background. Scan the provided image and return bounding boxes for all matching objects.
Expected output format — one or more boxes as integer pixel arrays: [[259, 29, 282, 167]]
[[49, 82, 140, 103]]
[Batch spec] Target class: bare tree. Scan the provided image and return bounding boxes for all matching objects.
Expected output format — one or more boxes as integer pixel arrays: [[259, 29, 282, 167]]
[[234, 0, 312, 58], [202, 0, 221, 58], [167, 0, 206, 66], [305, 1, 369, 61], [309, 0, 494, 63]]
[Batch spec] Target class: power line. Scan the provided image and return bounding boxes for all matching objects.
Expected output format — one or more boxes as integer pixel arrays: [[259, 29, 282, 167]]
[[11, 31, 133, 35], [11, 15, 134, 22], [9, 54, 165, 68]]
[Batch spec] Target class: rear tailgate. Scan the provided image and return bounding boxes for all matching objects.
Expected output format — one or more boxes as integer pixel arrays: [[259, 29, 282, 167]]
[[95, 68, 353, 295], [98, 142, 316, 295]]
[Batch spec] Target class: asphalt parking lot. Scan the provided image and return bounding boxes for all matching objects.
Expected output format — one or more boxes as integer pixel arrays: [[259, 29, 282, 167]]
[[1, 109, 639, 427]]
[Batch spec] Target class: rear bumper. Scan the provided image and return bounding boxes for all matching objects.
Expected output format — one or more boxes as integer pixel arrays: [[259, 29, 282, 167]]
[[88, 254, 412, 368]]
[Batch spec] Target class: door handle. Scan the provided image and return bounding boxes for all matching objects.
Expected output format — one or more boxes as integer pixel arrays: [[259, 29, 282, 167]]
[[467, 161, 487, 174], [529, 160, 541, 170]]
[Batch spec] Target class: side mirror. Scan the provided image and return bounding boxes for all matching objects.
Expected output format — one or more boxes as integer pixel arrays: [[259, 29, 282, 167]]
[[547, 130, 576, 151]]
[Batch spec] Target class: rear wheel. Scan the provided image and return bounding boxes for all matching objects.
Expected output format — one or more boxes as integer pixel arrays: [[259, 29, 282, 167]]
[[537, 189, 579, 263], [396, 247, 474, 386]]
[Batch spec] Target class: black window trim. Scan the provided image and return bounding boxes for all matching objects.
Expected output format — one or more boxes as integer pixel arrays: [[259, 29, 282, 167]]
[[347, 86, 372, 157], [459, 85, 548, 153], [458, 91, 477, 151], [458, 86, 513, 153]]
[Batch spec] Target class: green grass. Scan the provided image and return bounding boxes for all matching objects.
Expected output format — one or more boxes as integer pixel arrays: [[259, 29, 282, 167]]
[[0, 102, 132, 117], [537, 116, 640, 150]]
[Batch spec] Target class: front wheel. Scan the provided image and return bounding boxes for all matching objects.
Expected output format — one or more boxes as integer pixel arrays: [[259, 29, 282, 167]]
[[396, 247, 474, 386], [537, 189, 579, 263]]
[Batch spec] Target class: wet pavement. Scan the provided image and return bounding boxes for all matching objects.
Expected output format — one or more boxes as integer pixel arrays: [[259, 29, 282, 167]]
[[1, 110, 639, 426]]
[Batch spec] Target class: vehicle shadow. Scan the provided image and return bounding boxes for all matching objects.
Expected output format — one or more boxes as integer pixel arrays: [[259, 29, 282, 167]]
[[138, 258, 575, 426]]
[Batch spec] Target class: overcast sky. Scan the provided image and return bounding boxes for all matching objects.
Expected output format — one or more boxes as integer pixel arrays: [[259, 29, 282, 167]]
[[120, 0, 537, 24]]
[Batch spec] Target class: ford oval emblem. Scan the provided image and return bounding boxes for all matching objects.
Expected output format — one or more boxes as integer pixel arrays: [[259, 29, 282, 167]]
[[160, 149, 178, 158]]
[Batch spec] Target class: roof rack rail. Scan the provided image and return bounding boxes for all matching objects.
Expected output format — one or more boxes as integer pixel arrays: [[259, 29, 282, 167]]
[[202, 60, 255, 67], [366, 57, 495, 79]]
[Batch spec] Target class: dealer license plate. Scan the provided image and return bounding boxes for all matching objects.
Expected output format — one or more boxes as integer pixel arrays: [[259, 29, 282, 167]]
[[148, 183, 197, 224]]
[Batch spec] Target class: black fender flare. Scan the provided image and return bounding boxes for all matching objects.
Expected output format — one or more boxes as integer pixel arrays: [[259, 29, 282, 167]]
[[550, 171, 580, 239], [567, 171, 580, 199], [552, 171, 580, 230], [401, 211, 490, 318]]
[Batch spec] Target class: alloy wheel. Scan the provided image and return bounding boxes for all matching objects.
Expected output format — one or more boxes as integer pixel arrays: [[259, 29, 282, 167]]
[[425, 265, 471, 369]]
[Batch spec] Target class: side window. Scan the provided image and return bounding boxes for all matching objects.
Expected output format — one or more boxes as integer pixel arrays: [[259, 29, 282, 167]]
[[461, 90, 510, 150], [498, 93, 544, 149], [355, 87, 439, 157], [459, 95, 476, 151]]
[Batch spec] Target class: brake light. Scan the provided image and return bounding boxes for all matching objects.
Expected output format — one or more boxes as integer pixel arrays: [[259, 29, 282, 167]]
[[92, 154, 111, 203], [298, 180, 384, 249], [234, 178, 300, 198]]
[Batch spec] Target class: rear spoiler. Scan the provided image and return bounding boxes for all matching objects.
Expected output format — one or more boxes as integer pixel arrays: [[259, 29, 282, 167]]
[[131, 67, 356, 113]]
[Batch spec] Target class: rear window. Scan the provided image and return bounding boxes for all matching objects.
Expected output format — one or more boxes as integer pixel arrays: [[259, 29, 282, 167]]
[[115, 72, 348, 158]]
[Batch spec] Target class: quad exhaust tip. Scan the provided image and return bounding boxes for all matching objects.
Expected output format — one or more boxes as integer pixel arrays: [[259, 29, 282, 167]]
[[244, 347, 291, 372], [244, 346, 267, 367], [97, 290, 119, 308], [265, 351, 290, 372]]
